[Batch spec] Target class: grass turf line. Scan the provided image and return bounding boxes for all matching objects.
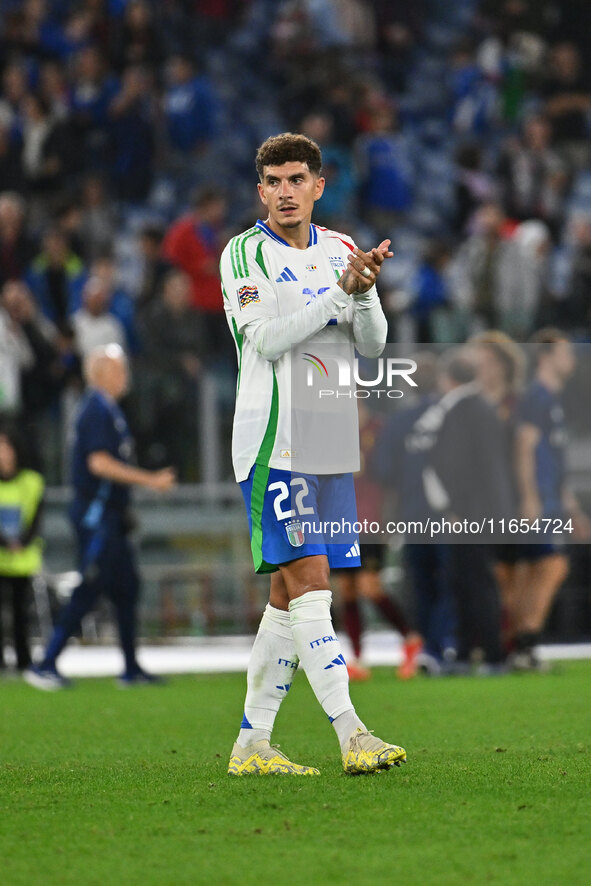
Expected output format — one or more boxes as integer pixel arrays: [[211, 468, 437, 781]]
[[1, 663, 590, 886]]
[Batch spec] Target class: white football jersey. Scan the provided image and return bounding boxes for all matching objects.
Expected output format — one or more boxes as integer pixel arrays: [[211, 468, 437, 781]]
[[220, 220, 369, 482]]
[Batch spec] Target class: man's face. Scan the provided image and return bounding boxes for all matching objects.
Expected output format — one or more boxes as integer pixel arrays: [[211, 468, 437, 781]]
[[552, 339, 575, 382], [257, 162, 324, 231], [102, 356, 129, 400]]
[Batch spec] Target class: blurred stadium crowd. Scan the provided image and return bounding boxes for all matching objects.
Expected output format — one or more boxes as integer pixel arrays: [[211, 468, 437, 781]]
[[2, 0, 591, 673], [1, 0, 591, 488]]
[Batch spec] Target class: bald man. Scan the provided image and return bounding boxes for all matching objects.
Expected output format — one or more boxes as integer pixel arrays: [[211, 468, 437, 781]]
[[26, 344, 176, 690]]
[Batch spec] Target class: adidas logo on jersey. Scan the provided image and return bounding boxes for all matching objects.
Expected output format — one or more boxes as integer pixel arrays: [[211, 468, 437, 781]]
[[324, 653, 347, 670], [345, 542, 360, 558], [275, 267, 298, 283]]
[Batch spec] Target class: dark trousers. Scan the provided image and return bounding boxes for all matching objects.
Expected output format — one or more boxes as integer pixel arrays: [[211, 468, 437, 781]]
[[404, 544, 457, 660], [42, 516, 140, 673], [0, 576, 33, 670], [448, 544, 504, 664]]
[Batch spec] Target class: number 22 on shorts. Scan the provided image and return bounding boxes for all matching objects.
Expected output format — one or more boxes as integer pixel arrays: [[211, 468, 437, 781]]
[[268, 477, 315, 521]]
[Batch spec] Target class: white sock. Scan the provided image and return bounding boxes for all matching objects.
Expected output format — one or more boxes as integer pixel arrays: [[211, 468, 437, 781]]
[[289, 590, 364, 747], [236, 604, 299, 748]]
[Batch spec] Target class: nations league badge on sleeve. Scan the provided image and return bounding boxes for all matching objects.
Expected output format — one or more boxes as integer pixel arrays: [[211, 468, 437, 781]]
[[238, 284, 260, 309]]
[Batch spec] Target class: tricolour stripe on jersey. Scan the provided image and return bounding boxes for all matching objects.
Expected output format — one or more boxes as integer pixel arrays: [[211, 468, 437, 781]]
[[314, 225, 355, 252]]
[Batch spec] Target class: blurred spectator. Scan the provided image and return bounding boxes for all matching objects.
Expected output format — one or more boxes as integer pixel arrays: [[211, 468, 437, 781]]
[[163, 55, 218, 155], [454, 143, 497, 234], [454, 202, 529, 334], [21, 92, 71, 203], [0, 283, 34, 415], [542, 42, 591, 169], [0, 193, 35, 288], [0, 425, 44, 674], [163, 186, 227, 354], [78, 175, 116, 262], [0, 62, 29, 131], [301, 111, 356, 226], [88, 255, 138, 353], [497, 115, 567, 235], [321, 0, 377, 50], [69, 46, 118, 168], [409, 240, 452, 343], [322, 80, 358, 147], [135, 223, 169, 316], [136, 270, 206, 478], [448, 39, 499, 136], [1, 278, 58, 406], [38, 61, 70, 120], [26, 227, 85, 334], [107, 65, 155, 202], [111, 0, 164, 73], [1, 279, 67, 472], [355, 103, 414, 236], [54, 198, 85, 259], [72, 274, 127, 360], [509, 219, 552, 336], [561, 214, 591, 332], [0, 122, 25, 194], [375, 0, 426, 92]]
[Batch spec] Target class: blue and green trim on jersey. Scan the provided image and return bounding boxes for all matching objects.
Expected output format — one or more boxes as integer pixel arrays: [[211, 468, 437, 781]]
[[229, 227, 262, 279], [255, 220, 318, 248]]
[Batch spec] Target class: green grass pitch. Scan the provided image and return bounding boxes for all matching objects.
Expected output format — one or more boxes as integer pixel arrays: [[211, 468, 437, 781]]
[[2, 663, 590, 886]]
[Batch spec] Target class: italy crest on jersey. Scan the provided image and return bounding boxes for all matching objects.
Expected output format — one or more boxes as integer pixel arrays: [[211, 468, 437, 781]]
[[285, 519, 305, 547], [237, 284, 260, 309]]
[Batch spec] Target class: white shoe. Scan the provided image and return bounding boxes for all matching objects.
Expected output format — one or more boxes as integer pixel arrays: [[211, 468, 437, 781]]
[[24, 666, 70, 691]]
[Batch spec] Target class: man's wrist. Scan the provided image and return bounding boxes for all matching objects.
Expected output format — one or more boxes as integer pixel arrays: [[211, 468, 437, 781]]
[[352, 284, 379, 305]]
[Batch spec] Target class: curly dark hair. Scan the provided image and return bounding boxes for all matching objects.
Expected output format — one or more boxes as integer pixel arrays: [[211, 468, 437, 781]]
[[255, 133, 322, 180]]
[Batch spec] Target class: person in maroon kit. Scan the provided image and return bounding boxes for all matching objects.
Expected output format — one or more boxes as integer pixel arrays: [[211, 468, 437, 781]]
[[335, 401, 423, 680], [162, 186, 228, 356]]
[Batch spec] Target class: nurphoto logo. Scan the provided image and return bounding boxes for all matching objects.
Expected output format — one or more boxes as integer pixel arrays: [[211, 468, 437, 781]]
[[302, 354, 417, 399]]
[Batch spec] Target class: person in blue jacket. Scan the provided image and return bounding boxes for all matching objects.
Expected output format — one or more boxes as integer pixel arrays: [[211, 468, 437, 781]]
[[26, 344, 175, 690]]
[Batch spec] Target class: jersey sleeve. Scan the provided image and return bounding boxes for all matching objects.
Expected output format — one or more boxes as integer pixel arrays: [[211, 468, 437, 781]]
[[78, 400, 115, 457], [517, 389, 547, 432], [220, 235, 279, 333]]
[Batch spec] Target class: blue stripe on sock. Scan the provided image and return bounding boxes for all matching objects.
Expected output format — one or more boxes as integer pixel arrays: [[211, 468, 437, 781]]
[[240, 712, 253, 729]]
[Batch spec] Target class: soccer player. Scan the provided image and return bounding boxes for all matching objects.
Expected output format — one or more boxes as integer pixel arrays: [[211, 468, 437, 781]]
[[220, 132, 406, 775], [512, 330, 591, 669]]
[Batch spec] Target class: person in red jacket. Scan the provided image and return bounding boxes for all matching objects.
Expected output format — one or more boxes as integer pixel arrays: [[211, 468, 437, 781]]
[[162, 186, 228, 355]]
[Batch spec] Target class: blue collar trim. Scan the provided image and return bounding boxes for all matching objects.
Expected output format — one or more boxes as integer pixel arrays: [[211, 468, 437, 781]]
[[256, 220, 316, 248]]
